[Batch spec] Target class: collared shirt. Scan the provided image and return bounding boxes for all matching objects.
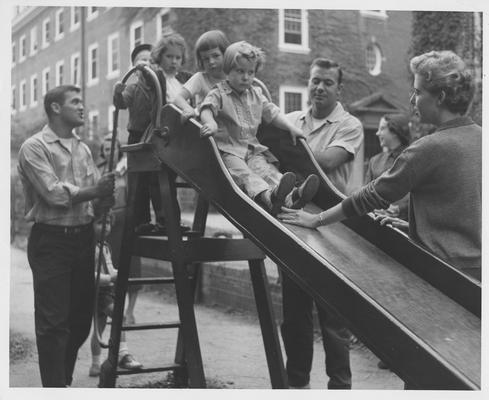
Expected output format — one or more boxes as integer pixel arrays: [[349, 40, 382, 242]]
[[18, 124, 100, 225], [287, 103, 364, 194], [343, 117, 481, 273], [200, 81, 281, 159], [183, 71, 221, 107]]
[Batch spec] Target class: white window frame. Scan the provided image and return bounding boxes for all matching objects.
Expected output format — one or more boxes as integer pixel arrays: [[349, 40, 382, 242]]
[[108, 105, 115, 133], [155, 8, 171, 39], [360, 10, 388, 20], [130, 20, 144, 53], [55, 8, 65, 41], [278, 9, 310, 54], [56, 60, 65, 86], [11, 85, 16, 115], [42, 18, 50, 48], [19, 34, 26, 63], [42, 67, 50, 96], [71, 52, 81, 86], [19, 79, 27, 111], [12, 41, 16, 66], [366, 41, 383, 76], [30, 26, 38, 56], [107, 32, 120, 79], [88, 110, 99, 141], [70, 7, 80, 32], [87, 42, 99, 87], [87, 7, 99, 22], [30, 74, 38, 107], [279, 85, 308, 114]]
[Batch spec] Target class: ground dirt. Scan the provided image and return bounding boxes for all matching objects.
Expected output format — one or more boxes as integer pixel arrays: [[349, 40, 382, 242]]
[[8, 241, 404, 392]]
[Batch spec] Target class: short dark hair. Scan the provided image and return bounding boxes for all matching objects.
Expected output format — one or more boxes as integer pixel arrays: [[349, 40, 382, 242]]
[[131, 43, 152, 64], [195, 30, 230, 70], [44, 85, 81, 119], [310, 58, 343, 85], [383, 113, 411, 145]]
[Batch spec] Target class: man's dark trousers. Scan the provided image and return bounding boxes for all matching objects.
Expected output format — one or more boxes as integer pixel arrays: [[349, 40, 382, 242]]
[[27, 223, 95, 387], [280, 273, 352, 389]]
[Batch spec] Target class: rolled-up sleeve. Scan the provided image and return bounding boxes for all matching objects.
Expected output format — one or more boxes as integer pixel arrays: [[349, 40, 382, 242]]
[[199, 88, 221, 117], [260, 90, 280, 124], [328, 119, 364, 156], [18, 140, 77, 208]]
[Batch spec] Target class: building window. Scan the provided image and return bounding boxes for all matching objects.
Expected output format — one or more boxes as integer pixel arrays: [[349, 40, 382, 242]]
[[30, 27, 38, 55], [87, 43, 99, 86], [42, 18, 50, 48], [360, 10, 388, 20], [11, 86, 16, 114], [279, 9, 309, 54], [12, 42, 16, 65], [19, 35, 26, 62], [42, 67, 50, 95], [87, 7, 99, 21], [30, 74, 38, 107], [279, 86, 308, 114], [107, 33, 120, 79], [20, 80, 27, 111], [130, 21, 144, 52], [71, 52, 80, 86], [55, 8, 64, 41], [88, 110, 99, 140], [56, 60, 65, 86], [366, 42, 382, 76], [156, 8, 171, 39], [70, 7, 80, 31]]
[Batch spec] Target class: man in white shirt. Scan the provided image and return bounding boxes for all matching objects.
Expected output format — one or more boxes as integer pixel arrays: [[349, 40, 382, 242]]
[[281, 58, 364, 389]]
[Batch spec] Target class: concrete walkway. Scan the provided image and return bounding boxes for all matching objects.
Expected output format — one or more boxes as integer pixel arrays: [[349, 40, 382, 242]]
[[7, 242, 404, 393]]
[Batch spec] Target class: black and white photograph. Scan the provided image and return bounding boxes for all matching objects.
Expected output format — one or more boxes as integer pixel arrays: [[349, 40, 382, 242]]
[[3, 0, 487, 398]]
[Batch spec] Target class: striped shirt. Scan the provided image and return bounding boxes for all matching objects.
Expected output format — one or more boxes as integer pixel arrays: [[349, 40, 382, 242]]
[[18, 124, 100, 226]]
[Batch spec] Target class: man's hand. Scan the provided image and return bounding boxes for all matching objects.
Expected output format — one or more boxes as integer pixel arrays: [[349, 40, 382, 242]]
[[96, 172, 115, 198], [289, 126, 306, 146], [200, 121, 218, 138], [114, 82, 126, 95]]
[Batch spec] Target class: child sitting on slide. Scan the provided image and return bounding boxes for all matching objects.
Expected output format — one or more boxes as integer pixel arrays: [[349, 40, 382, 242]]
[[199, 41, 319, 215]]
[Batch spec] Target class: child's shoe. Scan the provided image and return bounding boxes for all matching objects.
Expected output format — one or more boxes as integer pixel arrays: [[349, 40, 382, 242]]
[[118, 353, 143, 370], [290, 174, 320, 209], [134, 223, 155, 235], [89, 363, 101, 377], [271, 172, 296, 215]]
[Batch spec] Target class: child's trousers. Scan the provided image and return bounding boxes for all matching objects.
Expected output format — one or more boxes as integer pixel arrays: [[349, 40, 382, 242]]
[[221, 150, 282, 200]]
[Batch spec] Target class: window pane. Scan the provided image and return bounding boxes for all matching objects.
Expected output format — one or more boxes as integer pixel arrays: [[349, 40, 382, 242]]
[[284, 9, 302, 45], [284, 92, 302, 113]]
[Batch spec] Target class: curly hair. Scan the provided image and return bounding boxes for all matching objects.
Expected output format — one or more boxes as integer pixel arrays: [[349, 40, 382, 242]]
[[222, 41, 265, 75], [410, 50, 474, 114], [151, 32, 187, 67], [195, 30, 230, 70]]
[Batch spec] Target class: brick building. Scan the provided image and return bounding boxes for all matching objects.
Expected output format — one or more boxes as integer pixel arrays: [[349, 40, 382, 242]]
[[11, 6, 416, 163]]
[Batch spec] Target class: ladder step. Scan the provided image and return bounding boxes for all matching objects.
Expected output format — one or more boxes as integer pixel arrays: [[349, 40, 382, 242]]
[[122, 321, 181, 331], [128, 277, 175, 285], [117, 363, 183, 376]]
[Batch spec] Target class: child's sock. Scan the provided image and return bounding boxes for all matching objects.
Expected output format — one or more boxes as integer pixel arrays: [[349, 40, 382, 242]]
[[91, 354, 101, 366]]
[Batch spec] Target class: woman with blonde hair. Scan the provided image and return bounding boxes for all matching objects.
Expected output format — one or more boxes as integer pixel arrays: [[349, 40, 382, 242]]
[[279, 50, 481, 280]]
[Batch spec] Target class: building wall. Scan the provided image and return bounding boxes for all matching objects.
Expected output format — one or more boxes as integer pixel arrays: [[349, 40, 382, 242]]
[[11, 7, 413, 151]]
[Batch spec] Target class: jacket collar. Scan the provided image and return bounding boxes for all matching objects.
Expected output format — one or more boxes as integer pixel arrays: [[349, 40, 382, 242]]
[[436, 116, 474, 132]]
